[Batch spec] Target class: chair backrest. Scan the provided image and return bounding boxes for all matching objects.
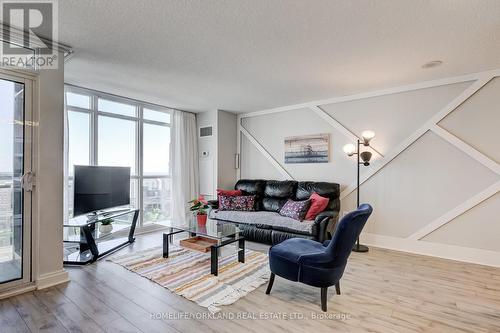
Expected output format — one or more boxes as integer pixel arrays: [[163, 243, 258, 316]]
[[325, 204, 373, 266]]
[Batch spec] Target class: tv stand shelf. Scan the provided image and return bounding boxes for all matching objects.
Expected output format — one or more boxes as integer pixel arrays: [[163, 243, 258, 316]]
[[63, 208, 139, 265]]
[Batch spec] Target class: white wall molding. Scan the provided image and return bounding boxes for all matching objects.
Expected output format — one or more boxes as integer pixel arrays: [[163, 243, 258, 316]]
[[238, 71, 498, 189], [309, 105, 384, 157], [240, 126, 293, 180], [309, 105, 359, 141], [430, 125, 500, 175], [240, 69, 500, 119], [340, 75, 494, 200], [236, 69, 500, 267], [407, 181, 500, 241], [237, 115, 242, 180], [361, 232, 500, 268], [36, 269, 69, 290]]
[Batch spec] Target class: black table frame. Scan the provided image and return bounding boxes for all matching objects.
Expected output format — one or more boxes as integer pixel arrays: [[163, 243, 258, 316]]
[[64, 209, 139, 265], [162, 228, 245, 276]]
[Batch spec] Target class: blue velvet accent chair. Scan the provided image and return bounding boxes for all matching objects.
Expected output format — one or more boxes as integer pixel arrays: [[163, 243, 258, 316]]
[[266, 204, 373, 311]]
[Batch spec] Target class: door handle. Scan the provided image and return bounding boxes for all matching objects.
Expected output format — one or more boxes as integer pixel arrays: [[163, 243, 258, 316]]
[[21, 172, 35, 192]]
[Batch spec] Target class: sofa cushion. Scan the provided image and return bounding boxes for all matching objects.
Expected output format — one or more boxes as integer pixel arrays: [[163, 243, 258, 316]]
[[279, 199, 311, 221], [235, 179, 266, 195], [305, 192, 330, 220], [209, 210, 314, 235], [219, 195, 255, 211], [262, 180, 297, 212], [217, 189, 242, 197], [262, 198, 287, 212], [296, 181, 340, 211], [235, 179, 266, 210], [264, 180, 297, 198]]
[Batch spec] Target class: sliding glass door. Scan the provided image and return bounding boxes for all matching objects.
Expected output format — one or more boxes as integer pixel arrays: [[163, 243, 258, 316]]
[[0, 74, 32, 289]]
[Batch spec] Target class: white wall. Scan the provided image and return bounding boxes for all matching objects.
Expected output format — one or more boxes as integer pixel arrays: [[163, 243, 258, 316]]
[[197, 110, 217, 199], [197, 110, 238, 199], [237, 71, 500, 267], [217, 110, 237, 190]]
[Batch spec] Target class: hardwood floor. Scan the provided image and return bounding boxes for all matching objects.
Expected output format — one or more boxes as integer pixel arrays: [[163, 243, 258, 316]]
[[1, 231, 500, 333]]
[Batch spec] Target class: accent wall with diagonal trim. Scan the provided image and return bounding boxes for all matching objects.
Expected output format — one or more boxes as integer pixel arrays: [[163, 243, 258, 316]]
[[237, 70, 500, 267]]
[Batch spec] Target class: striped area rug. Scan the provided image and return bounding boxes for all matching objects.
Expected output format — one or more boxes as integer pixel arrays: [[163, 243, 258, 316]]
[[109, 246, 270, 313]]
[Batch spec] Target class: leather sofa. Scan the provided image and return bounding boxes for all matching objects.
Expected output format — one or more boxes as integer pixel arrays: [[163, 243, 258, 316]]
[[208, 179, 340, 245]]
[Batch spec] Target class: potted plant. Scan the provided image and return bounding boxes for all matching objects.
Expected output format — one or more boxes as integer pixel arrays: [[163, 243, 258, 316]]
[[189, 196, 209, 225], [99, 218, 113, 235]]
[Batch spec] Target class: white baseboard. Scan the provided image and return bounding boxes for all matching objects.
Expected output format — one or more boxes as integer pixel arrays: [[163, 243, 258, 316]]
[[36, 269, 70, 290], [361, 232, 500, 268], [0, 284, 37, 300]]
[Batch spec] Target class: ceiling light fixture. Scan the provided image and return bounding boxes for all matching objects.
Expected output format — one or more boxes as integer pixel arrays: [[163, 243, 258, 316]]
[[422, 60, 443, 69]]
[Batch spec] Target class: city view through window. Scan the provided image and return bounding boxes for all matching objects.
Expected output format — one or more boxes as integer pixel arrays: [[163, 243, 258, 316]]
[[66, 87, 172, 226], [0, 78, 24, 284]]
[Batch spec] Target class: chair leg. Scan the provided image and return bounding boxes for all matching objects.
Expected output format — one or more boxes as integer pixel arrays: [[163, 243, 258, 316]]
[[335, 281, 341, 295], [265, 273, 275, 295], [321, 287, 328, 312]]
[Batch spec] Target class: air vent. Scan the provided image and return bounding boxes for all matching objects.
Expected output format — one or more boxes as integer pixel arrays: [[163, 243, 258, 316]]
[[199, 126, 213, 137]]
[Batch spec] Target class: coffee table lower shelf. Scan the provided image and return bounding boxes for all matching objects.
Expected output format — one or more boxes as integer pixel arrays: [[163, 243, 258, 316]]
[[162, 230, 245, 276]]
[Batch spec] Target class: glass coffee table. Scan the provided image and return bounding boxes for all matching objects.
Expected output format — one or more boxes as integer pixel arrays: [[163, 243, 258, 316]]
[[163, 217, 245, 276]]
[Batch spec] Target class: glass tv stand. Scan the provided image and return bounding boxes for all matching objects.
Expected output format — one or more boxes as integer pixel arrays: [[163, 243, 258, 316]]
[[63, 208, 139, 265]]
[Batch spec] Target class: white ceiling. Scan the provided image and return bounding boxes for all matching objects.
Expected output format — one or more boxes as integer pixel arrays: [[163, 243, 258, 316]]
[[60, 0, 500, 113]]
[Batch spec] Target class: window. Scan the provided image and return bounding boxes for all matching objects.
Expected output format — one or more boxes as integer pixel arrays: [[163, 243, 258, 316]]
[[143, 178, 171, 223], [143, 123, 170, 175], [65, 86, 172, 226], [98, 98, 137, 117], [67, 111, 91, 217], [143, 108, 171, 123], [142, 122, 170, 223], [66, 92, 90, 109], [98, 116, 137, 174], [67, 111, 90, 175]]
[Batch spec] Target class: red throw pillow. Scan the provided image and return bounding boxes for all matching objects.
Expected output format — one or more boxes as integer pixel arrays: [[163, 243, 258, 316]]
[[217, 189, 243, 197], [305, 192, 330, 220]]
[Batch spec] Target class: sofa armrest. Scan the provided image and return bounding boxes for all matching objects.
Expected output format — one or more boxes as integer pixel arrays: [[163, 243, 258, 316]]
[[313, 210, 339, 243], [207, 200, 219, 209]]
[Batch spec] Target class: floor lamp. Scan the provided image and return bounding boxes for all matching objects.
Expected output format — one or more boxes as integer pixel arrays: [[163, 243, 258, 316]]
[[343, 130, 374, 253]]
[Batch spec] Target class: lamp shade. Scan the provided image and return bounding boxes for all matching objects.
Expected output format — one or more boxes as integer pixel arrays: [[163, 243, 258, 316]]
[[343, 143, 356, 156], [361, 130, 375, 145], [360, 151, 372, 165]]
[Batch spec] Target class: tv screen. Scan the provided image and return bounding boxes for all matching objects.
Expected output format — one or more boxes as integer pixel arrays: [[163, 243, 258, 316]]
[[73, 166, 131, 216]]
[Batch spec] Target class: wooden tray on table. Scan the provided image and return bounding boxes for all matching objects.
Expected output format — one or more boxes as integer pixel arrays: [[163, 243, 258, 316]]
[[180, 236, 218, 252]]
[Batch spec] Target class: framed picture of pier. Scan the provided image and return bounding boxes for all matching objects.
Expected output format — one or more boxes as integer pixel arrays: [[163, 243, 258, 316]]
[[284, 133, 330, 164]]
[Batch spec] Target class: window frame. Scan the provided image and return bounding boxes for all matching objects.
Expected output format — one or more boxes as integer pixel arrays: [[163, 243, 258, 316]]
[[65, 85, 172, 227]]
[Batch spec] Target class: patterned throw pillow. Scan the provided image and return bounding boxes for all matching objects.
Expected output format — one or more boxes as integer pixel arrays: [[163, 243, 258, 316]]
[[219, 195, 256, 211], [279, 199, 311, 221]]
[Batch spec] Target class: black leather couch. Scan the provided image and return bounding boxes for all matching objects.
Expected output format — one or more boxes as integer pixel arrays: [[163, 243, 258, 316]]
[[208, 179, 340, 245]]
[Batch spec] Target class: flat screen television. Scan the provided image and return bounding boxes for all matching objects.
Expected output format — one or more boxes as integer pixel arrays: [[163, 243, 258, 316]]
[[73, 165, 131, 216]]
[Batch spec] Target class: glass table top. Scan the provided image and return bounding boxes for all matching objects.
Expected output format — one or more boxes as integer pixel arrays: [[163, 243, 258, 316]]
[[64, 208, 138, 227], [165, 216, 240, 240]]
